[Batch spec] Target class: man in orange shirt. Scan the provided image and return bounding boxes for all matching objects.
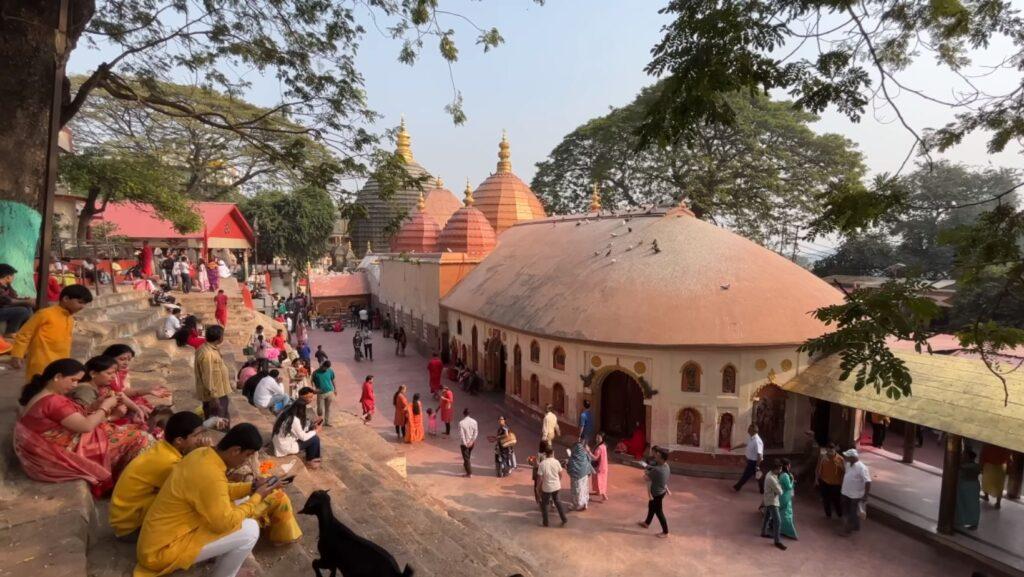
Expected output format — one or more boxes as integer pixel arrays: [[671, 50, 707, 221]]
[[815, 442, 846, 519], [9, 284, 92, 378]]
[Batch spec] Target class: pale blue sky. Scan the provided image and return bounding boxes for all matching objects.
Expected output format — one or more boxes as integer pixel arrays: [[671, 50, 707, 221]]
[[68, 0, 1021, 201]]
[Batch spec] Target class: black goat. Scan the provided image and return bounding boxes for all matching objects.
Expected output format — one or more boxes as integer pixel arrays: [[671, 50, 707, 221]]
[[299, 490, 414, 577]]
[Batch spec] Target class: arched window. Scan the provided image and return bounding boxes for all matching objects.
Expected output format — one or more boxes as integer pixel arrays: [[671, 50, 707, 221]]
[[681, 362, 702, 393], [529, 340, 540, 364], [513, 345, 523, 396], [471, 325, 478, 372], [676, 408, 701, 447], [721, 364, 737, 394], [717, 413, 734, 449], [552, 383, 566, 414], [529, 374, 540, 405], [456, 319, 462, 335], [460, 344, 467, 364], [552, 346, 566, 371]]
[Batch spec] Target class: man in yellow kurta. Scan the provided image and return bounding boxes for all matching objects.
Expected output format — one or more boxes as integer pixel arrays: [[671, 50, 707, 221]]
[[134, 423, 299, 577], [195, 325, 233, 421], [9, 284, 92, 378]]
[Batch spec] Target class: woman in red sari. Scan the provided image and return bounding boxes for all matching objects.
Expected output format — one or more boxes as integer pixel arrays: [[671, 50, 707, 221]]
[[14, 359, 155, 496], [359, 375, 376, 423], [214, 289, 229, 327], [438, 384, 455, 436], [79, 356, 152, 425], [614, 421, 647, 460], [393, 385, 409, 439], [404, 393, 424, 444], [101, 344, 170, 402]]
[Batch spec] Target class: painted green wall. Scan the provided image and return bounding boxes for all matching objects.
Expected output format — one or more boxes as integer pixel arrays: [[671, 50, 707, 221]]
[[0, 201, 42, 298]]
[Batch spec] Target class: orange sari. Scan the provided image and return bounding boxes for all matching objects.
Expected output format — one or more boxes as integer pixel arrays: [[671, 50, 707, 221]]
[[404, 401, 424, 444]]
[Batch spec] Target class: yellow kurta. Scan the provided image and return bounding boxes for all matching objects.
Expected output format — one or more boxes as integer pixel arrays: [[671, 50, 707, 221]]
[[110, 441, 181, 537], [134, 447, 266, 577], [9, 305, 74, 379], [194, 342, 232, 401]]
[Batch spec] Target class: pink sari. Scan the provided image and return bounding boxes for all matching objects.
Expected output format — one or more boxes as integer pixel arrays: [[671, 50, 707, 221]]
[[590, 443, 608, 496]]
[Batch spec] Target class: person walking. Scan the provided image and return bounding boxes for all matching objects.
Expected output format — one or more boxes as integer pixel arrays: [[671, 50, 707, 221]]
[[537, 445, 568, 527], [427, 352, 444, 397], [314, 345, 328, 367], [361, 328, 373, 361], [815, 443, 845, 519], [541, 405, 560, 445], [840, 449, 871, 536], [761, 459, 788, 550], [493, 416, 516, 477], [197, 261, 211, 292], [439, 384, 455, 436], [586, 433, 609, 502], [214, 290, 229, 327], [732, 424, 765, 493], [578, 400, 594, 444], [358, 307, 369, 329], [567, 439, 595, 512], [359, 375, 375, 423], [779, 458, 798, 539], [637, 447, 671, 538], [176, 256, 192, 293], [957, 449, 982, 530], [394, 326, 407, 356], [352, 331, 362, 362], [194, 325, 232, 421], [869, 413, 890, 448], [393, 385, 409, 439], [981, 443, 1012, 509], [311, 361, 336, 427], [382, 313, 392, 338], [404, 393, 425, 443], [459, 408, 478, 477]]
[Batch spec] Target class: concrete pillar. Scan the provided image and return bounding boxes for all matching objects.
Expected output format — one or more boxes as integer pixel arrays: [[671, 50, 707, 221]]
[[1007, 451, 1024, 500], [902, 422, 916, 464], [937, 433, 963, 535]]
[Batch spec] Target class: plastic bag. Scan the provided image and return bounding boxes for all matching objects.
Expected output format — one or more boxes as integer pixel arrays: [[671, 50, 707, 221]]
[[857, 500, 867, 520]]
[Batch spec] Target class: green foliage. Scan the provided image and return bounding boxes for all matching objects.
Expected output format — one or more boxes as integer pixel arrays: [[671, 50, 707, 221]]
[[812, 232, 898, 277], [240, 186, 336, 273], [531, 84, 865, 248], [60, 149, 202, 234]]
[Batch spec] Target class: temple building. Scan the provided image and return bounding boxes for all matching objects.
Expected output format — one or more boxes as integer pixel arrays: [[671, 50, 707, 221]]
[[349, 119, 432, 258], [440, 199, 844, 472], [472, 132, 547, 234], [422, 178, 462, 229]]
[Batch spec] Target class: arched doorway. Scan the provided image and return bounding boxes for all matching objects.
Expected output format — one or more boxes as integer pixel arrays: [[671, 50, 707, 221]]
[[484, 334, 506, 391], [471, 325, 478, 372], [753, 384, 787, 450], [599, 370, 645, 441], [512, 344, 522, 396]]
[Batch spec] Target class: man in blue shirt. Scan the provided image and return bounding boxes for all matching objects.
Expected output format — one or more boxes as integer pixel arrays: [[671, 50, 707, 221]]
[[579, 400, 594, 443], [298, 341, 311, 365]]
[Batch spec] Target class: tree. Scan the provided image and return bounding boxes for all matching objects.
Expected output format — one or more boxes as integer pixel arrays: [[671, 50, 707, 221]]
[[59, 149, 202, 240], [531, 85, 864, 249], [641, 0, 1024, 401], [68, 80, 338, 201], [812, 232, 897, 277], [239, 186, 336, 277]]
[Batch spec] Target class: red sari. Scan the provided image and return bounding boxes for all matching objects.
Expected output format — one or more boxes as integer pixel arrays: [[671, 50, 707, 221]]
[[404, 402, 424, 443], [617, 426, 646, 460], [360, 380, 376, 417], [427, 358, 444, 395], [393, 393, 408, 428], [13, 394, 154, 494], [214, 292, 229, 326], [439, 389, 454, 424]]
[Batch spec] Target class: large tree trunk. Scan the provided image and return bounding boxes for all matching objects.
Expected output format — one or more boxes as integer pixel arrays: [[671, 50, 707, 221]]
[[76, 186, 102, 240]]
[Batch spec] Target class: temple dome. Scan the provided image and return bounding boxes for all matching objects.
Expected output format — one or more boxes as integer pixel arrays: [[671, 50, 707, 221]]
[[473, 132, 546, 234], [437, 181, 498, 256], [349, 118, 432, 257], [422, 177, 462, 228], [441, 205, 844, 347], [390, 193, 441, 253]]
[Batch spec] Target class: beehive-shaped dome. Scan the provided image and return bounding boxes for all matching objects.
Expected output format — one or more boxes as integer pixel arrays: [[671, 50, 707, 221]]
[[438, 181, 497, 256], [390, 192, 441, 253], [473, 132, 546, 234], [349, 118, 432, 257], [422, 177, 462, 228]]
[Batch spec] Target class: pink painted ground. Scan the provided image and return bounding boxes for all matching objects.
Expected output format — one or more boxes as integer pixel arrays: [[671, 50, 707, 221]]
[[310, 328, 980, 577]]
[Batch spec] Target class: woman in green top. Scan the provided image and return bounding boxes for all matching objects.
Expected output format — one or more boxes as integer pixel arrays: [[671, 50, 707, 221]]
[[956, 449, 982, 530], [311, 361, 336, 427], [779, 458, 798, 539]]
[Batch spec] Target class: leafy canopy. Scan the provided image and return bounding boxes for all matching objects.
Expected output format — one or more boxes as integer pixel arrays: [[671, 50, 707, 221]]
[[239, 186, 337, 274]]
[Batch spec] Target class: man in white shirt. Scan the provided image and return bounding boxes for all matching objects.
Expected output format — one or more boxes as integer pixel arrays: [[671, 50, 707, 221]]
[[160, 307, 182, 339], [840, 449, 872, 535], [541, 405, 560, 444], [761, 459, 787, 550], [253, 369, 291, 414], [458, 408, 479, 477], [537, 446, 568, 527], [733, 424, 765, 493], [358, 307, 369, 329]]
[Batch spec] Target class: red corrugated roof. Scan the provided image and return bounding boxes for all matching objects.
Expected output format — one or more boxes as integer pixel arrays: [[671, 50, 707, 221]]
[[93, 201, 254, 244], [309, 272, 370, 298]]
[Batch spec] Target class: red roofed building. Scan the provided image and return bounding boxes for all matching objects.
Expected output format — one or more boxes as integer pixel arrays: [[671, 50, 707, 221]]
[[309, 271, 371, 316], [91, 201, 255, 250]]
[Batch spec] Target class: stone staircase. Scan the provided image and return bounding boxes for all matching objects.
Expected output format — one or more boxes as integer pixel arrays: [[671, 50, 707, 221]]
[[0, 286, 535, 577]]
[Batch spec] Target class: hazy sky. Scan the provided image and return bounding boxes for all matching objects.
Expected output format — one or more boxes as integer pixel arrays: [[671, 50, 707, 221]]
[[67, 1, 1022, 235]]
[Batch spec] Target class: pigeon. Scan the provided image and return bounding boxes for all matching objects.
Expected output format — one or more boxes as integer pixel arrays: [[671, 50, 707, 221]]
[[625, 245, 633, 252], [605, 249, 612, 257], [610, 232, 619, 237], [593, 251, 600, 256], [610, 259, 617, 264], [652, 239, 661, 254], [628, 227, 632, 233], [576, 222, 581, 227], [720, 283, 730, 290]]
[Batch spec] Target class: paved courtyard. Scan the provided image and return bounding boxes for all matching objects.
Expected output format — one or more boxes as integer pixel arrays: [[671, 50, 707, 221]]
[[310, 327, 984, 577]]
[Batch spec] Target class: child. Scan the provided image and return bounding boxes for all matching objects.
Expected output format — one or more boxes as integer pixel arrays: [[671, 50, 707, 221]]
[[9, 284, 92, 378], [426, 407, 438, 436]]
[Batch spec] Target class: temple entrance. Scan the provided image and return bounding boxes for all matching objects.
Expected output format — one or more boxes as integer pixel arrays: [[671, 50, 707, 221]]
[[471, 325, 478, 372], [600, 370, 645, 441], [753, 383, 787, 450], [484, 335, 506, 391]]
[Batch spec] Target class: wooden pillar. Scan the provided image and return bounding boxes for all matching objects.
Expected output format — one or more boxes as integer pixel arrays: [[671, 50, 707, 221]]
[[1007, 451, 1024, 500], [937, 433, 963, 535], [902, 422, 916, 464]]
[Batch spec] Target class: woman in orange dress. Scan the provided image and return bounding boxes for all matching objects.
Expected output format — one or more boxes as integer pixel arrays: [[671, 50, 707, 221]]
[[393, 385, 409, 439], [404, 393, 424, 444], [14, 358, 155, 497]]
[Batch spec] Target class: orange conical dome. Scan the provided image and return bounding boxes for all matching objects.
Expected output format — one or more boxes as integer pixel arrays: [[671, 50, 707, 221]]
[[423, 177, 462, 228], [390, 192, 441, 253], [473, 131, 546, 234], [438, 180, 497, 256]]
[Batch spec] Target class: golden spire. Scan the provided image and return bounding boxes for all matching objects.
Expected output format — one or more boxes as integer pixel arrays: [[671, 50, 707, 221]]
[[589, 181, 602, 212], [417, 191, 426, 211], [496, 130, 511, 174], [435, 176, 444, 188], [464, 178, 475, 207], [396, 116, 414, 163]]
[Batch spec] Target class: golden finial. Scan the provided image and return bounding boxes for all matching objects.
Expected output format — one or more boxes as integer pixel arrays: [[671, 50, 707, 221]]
[[396, 116, 414, 163], [464, 178, 475, 206], [435, 176, 444, 188], [589, 181, 602, 212], [366, 240, 373, 254], [417, 191, 426, 211], [496, 130, 511, 174]]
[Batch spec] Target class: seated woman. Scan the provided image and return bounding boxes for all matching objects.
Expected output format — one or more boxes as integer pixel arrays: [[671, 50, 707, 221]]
[[14, 358, 155, 496], [614, 422, 648, 460], [236, 360, 259, 391], [172, 316, 206, 349], [76, 355, 152, 426], [271, 399, 322, 469], [102, 344, 171, 402]]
